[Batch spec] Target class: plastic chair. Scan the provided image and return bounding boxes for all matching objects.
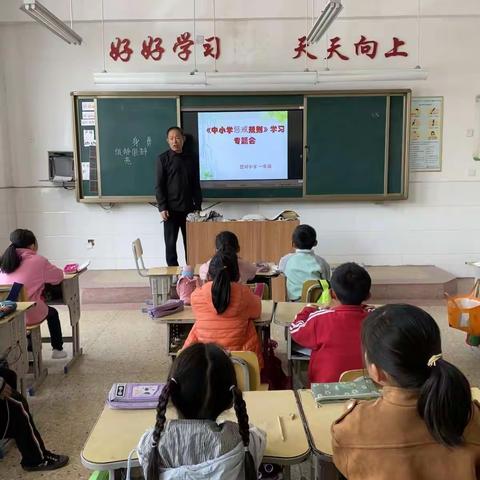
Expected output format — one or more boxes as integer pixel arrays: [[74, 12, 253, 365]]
[[339, 369, 365, 382], [231, 351, 268, 391], [300, 280, 325, 303]]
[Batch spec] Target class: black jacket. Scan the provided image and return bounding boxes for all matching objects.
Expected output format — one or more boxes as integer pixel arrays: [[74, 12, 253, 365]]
[[155, 149, 202, 213]]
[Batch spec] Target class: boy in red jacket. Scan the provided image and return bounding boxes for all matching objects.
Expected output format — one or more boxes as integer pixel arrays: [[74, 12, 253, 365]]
[[289, 262, 373, 384]]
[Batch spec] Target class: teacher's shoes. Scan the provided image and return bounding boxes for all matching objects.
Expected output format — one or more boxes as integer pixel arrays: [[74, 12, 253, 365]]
[[52, 349, 67, 359], [22, 452, 69, 471]]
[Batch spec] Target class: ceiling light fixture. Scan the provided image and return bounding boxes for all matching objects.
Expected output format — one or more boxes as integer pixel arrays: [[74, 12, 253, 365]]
[[20, 0, 82, 45]]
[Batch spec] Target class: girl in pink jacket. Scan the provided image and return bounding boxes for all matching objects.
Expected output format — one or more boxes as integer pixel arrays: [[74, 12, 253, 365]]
[[0, 229, 66, 359]]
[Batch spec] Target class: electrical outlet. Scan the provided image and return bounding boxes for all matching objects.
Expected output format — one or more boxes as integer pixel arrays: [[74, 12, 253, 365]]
[[87, 239, 95, 249]]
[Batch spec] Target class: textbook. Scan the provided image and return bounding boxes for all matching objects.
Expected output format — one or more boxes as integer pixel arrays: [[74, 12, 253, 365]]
[[311, 377, 381, 404], [107, 383, 164, 409]]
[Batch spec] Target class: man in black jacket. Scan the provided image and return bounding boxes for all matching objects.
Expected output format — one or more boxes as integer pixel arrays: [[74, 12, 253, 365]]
[[156, 126, 202, 266]]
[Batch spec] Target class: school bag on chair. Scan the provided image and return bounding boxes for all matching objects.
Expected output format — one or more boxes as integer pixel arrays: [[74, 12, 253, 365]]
[[176, 266, 198, 305], [260, 338, 290, 390]]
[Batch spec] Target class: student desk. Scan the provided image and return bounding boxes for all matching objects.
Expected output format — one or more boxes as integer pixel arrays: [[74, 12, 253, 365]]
[[157, 300, 275, 356], [297, 387, 480, 480], [0, 302, 35, 397], [81, 390, 309, 480], [44, 271, 85, 373]]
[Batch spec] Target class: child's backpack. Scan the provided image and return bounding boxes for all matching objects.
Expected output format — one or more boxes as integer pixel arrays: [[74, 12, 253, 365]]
[[176, 265, 197, 305]]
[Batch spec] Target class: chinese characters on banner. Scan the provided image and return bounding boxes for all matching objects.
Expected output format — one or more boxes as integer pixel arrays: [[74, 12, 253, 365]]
[[205, 124, 286, 147], [114, 136, 152, 166], [293, 35, 409, 61], [110, 33, 221, 62], [109, 33, 408, 63]]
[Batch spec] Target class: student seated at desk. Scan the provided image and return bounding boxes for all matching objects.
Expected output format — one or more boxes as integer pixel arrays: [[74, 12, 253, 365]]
[[0, 229, 67, 359], [289, 262, 372, 383], [137, 343, 266, 480], [278, 224, 330, 301], [0, 367, 68, 471], [185, 251, 263, 366], [332, 304, 480, 480], [199, 231, 257, 284]]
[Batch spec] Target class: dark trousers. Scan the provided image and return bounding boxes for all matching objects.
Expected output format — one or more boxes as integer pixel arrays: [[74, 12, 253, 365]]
[[163, 211, 188, 266], [0, 368, 47, 467], [46, 306, 63, 351]]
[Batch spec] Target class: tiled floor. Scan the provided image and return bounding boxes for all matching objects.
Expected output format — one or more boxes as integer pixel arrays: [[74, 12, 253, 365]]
[[1, 293, 480, 479]]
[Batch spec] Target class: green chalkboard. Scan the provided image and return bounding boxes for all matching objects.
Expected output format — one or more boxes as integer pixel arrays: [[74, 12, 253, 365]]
[[96, 97, 178, 197], [305, 93, 408, 199]]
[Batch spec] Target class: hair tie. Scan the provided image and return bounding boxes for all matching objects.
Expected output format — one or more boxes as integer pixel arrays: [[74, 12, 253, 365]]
[[170, 377, 178, 385], [151, 441, 158, 448], [427, 353, 442, 367], [229, 385, 236, 392]]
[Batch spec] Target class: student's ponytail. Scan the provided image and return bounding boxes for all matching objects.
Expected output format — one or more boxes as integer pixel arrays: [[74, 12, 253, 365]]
[[146, 379, 174, 480], [418, 357, 472, 446], [0, 229, 37, 274], [362, 304, 473, 448], [208, 251, 240, 314], [231, 385, 257, 480]]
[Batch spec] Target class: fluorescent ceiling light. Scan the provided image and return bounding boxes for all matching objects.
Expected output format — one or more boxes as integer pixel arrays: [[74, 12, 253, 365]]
[[20, 0, 82, 45], [307, 0, 343, 44], [93, 69, 427, 90]]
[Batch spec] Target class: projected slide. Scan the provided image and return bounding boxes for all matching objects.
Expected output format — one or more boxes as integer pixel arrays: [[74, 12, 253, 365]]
[[198, 111, 288, 181]]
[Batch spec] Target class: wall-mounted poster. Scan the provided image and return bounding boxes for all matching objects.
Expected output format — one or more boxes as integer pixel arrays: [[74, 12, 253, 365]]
[[409, 97, 443, 171]]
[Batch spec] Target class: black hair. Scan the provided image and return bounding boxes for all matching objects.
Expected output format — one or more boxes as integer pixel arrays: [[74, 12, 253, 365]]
[[166, 126, 184, 137], [215, 231, 240, 254], [362, 304, 472, 447], [147, 343, 256, 480], [0, 229, 37, 274], [292, 224, 317, 250], [208, 251, 240, 314], [331, 262, 371, 305]]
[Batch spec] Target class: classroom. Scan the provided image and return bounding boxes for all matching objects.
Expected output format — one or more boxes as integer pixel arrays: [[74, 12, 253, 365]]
[[0, 0, 480, 479]]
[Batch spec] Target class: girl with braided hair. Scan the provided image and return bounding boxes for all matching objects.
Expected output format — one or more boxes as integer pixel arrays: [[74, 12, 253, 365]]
[[137, 343, 265, 480]]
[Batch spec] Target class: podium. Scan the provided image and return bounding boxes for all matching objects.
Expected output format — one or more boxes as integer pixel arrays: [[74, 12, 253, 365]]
[[186, 220, 299, 265]]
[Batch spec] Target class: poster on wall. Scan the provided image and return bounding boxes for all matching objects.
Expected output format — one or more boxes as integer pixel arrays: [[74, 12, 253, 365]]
[[409, 97, 443, 171]]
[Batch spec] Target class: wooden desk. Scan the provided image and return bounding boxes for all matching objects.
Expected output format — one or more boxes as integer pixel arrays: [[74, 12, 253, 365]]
[[81, 390, 309, 479], [146, 267, 181, 307], [156, 300, 275, 356], [297, 388, 480, 480], [186, 220, 298, 265], [0, 302, 35, 397], [44, 271, 85, 373]]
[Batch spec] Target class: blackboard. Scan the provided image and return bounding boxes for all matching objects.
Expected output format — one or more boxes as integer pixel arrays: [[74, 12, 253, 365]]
[[72, 91, 409, 203], [305, 93, 408, 199], [73, 95, 178, 200]]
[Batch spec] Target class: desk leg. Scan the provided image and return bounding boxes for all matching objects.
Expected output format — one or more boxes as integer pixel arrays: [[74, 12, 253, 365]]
[[63, 322, 83, 374]]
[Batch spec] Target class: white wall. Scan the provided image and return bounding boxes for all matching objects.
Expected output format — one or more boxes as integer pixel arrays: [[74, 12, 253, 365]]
[[0, 1, 479, 275]]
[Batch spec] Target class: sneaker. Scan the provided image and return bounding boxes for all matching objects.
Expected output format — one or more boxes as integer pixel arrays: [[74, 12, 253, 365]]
[[22, 452, 69, 471], [52, 349, 67, 359]]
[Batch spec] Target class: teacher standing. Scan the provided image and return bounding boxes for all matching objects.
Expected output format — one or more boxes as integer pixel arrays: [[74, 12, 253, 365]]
[[156, 126, 202, 266]]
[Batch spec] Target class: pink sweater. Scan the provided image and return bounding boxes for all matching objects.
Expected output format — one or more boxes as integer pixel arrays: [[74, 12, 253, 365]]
[[0, 249, 64, 326]]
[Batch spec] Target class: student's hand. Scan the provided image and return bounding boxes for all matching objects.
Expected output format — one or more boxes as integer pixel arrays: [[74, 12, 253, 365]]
[[160, 210, 170, 221], [0, 383, 12, 399]]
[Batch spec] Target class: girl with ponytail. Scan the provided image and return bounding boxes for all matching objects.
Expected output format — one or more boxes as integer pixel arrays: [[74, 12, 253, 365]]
[[184, 251, 263, 366], [332, 304, 480, 480], [0, 229, 66, 359], [137, 343, 265, 480], [198, 231, 257, 284]]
